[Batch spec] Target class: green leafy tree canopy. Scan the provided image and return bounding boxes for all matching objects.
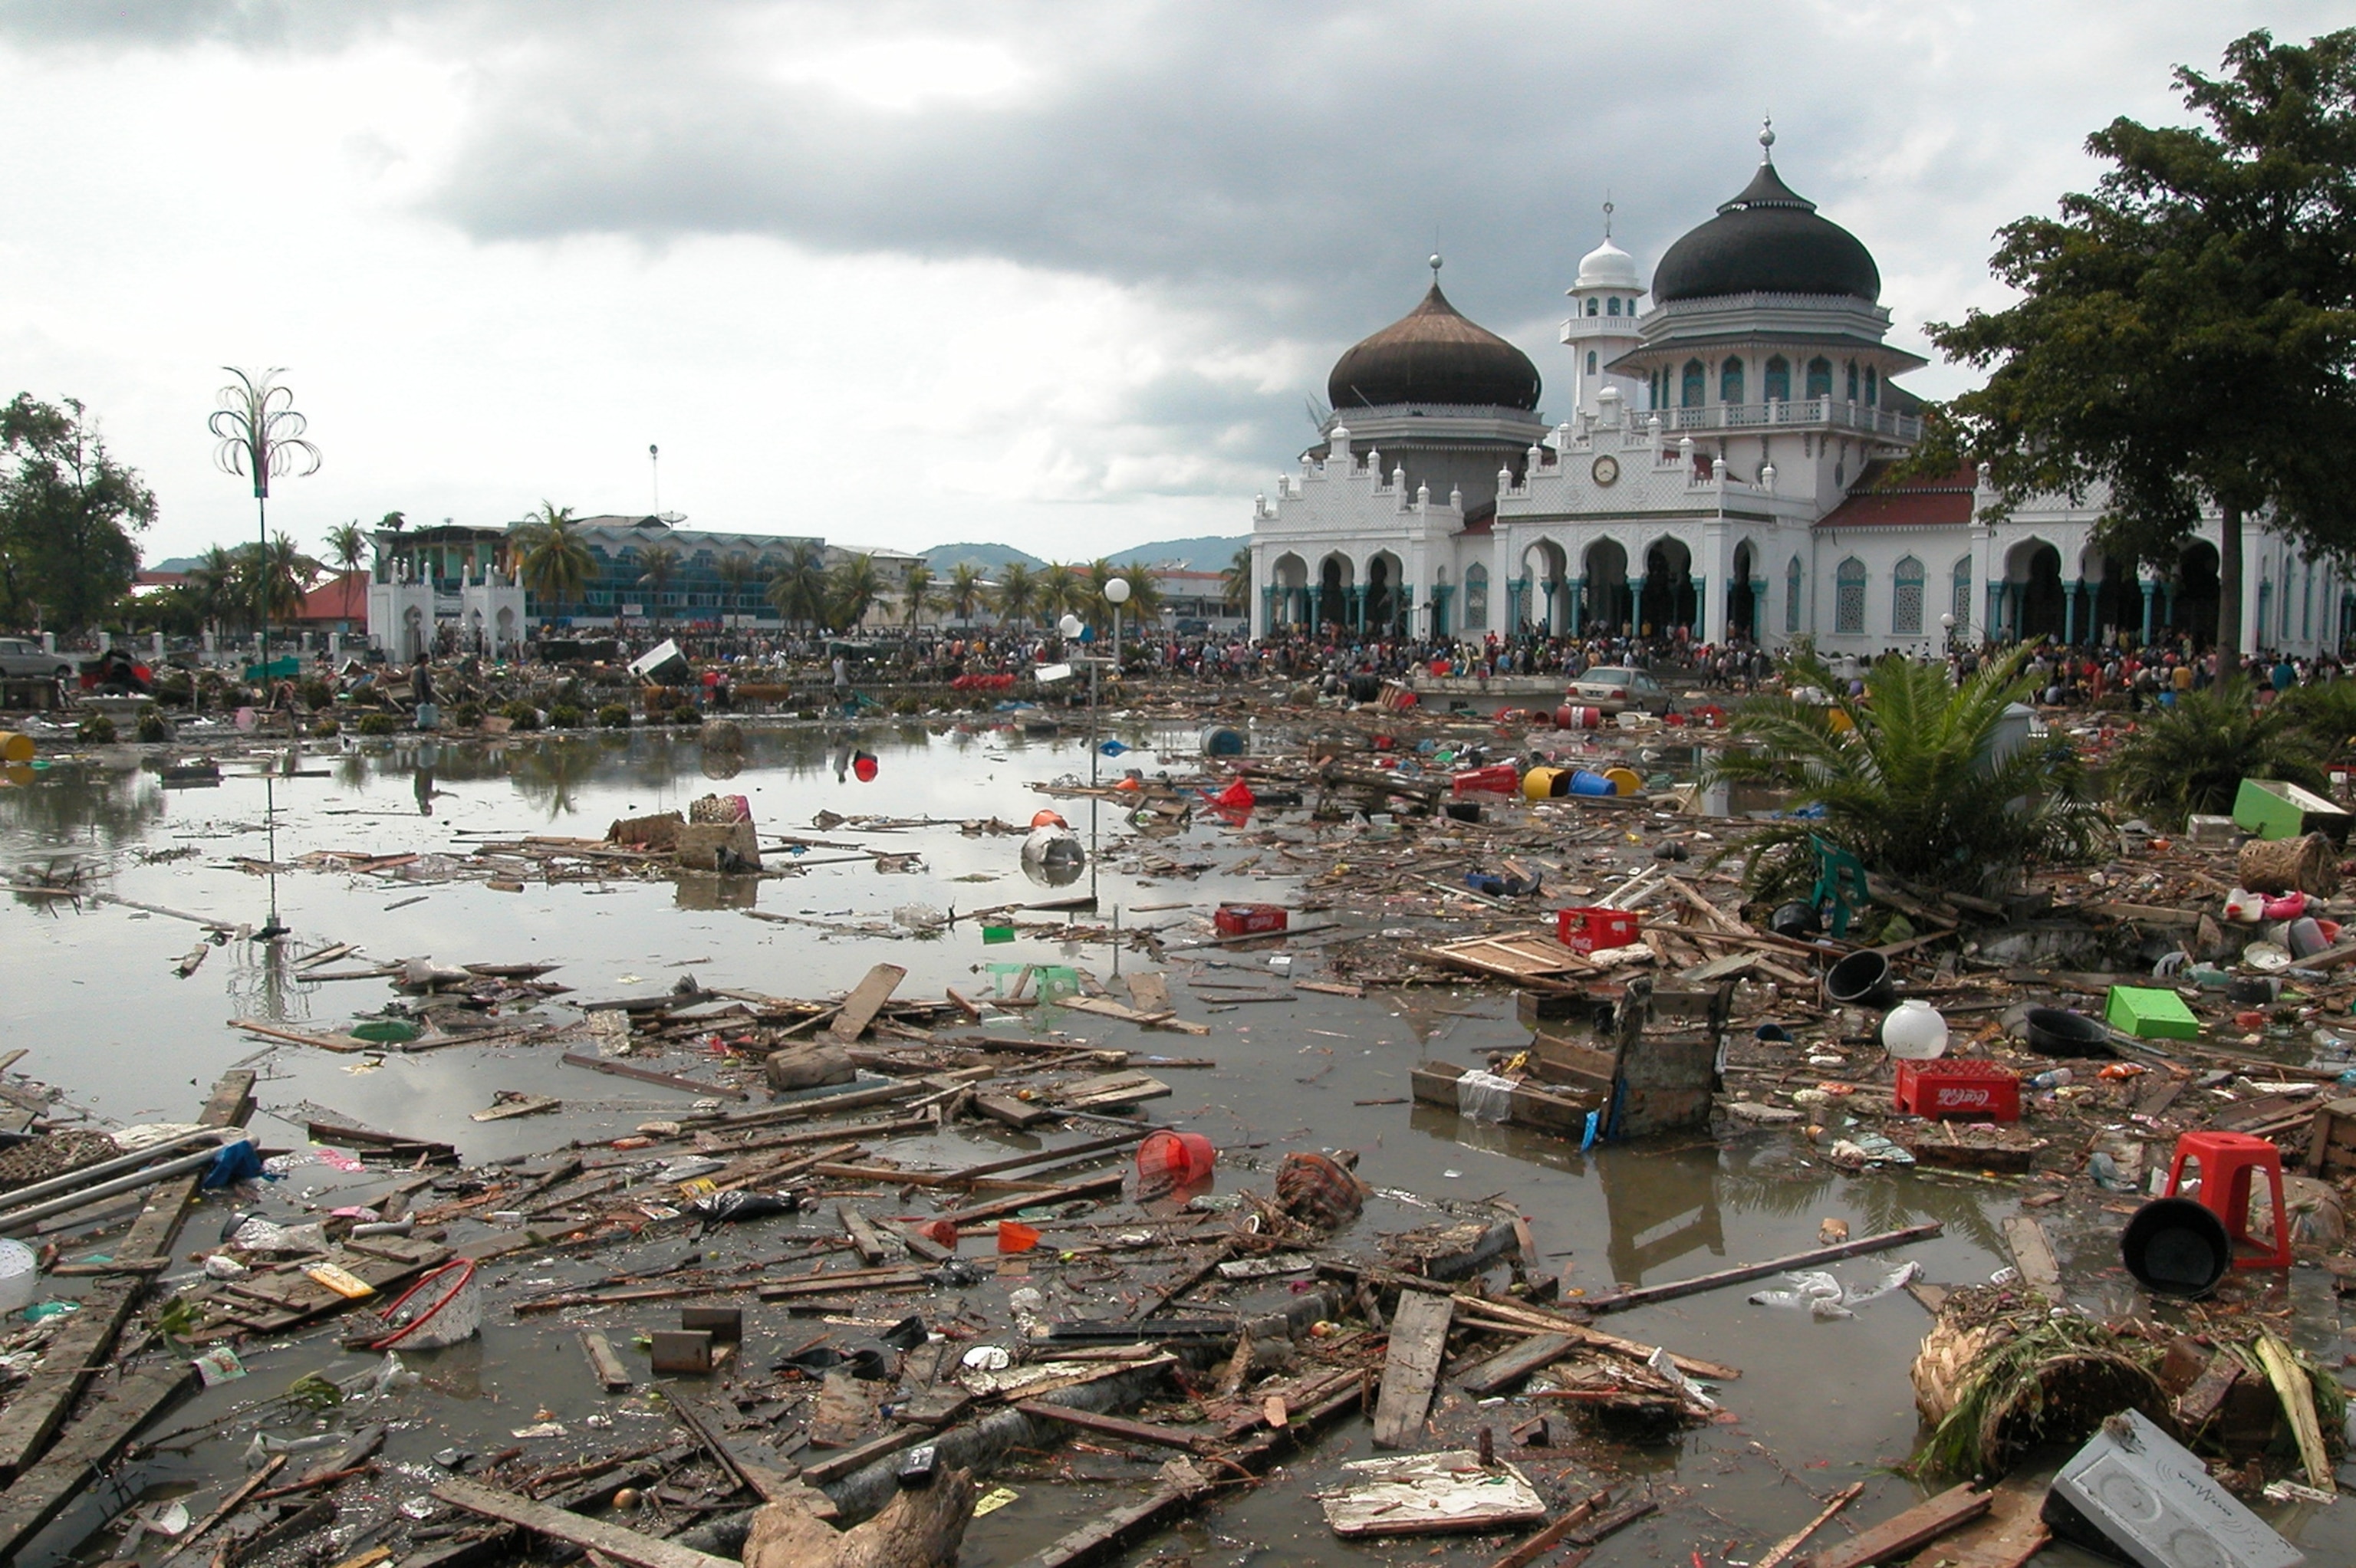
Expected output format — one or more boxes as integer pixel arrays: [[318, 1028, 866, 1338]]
[[0, 394, 155, 634]]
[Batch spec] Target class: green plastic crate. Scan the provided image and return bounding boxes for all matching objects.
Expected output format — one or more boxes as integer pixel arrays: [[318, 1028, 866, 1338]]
[[2231, 777, 2349, 842], [2105, 985, 2200, 1041]]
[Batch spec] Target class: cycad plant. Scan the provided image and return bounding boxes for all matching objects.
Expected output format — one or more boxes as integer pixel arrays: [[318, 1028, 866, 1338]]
[[1706, 649, 2105, 899], [2108, 679, 2328, 827]]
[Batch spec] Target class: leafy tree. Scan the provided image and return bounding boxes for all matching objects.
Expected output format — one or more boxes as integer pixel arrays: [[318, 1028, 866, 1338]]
[[2108, 680, 2328, 826], [187, 544, 241, 633], [1705, 649, 2106, 898], [765, 541, 829, 630], [323, 521, 368, 580], [1222, 544, 1252, 613], [0, 394, 155, 633], [946, 562, 986, 625], [828, 552, 885, 630], [379, 510, 406, 531], [512, 501, 594, 616], [994, 561, 1037, 626], [1925, 28, 2356, 684]]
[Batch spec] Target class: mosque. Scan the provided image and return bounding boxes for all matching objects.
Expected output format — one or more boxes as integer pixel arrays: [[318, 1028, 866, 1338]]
[[1247, 123, 2341, 659]]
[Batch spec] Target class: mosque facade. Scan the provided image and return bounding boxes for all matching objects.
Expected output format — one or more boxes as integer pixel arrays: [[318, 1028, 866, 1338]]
[[1249, 125, 2343, 659]]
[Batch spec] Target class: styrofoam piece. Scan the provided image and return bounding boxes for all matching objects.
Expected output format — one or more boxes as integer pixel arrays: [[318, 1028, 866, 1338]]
[[2042, 1408, 2302, 1568]]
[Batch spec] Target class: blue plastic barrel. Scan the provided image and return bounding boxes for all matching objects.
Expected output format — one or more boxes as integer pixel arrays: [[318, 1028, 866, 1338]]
[[1568, 768, 1615, 797]]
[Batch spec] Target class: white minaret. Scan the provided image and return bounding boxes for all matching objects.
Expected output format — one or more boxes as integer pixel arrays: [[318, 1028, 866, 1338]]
[[1560, 200, 1647, 415]]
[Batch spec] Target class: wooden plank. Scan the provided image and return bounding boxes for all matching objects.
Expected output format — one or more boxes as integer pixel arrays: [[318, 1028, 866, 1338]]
[[837, 1204, 887, 1265], [0, 1069, 253, 1484], [1486, 1488, 1611, 1568], [581, 1331, 632, 1393], [829, 963, 907, 1043], [1587, 1224, 1943, 1314], [432, 1478, 739, 1568], [0, 1363, 195, 1561], [1459, 1333, 1577, 1396], [154, 1452, 286, 1564], [1999, 1216, 2060, 1297], [1370, 1288, 1453, 1449], [1125, 972, 1171, 1013], [561, 1053, 745, 1100], [974, 1092, 1055, 1129], [2173, 1348, 2242, 1432], [1015, 1400, 1210, 1453], [1808, 1484, 1989, 1568], [796, 1423, 933, 1486], [1755, 1482, 1864, 1568], [2256, 1329, 2331, 1489], [1912, 1478, 2049, 1568], [472, 1095, 561, 1123], [228, 1017, 373, 1053]]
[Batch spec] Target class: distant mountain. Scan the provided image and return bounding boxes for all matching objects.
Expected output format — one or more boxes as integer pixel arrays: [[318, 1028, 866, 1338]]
[[923, 542, 1046, 575], [922, 534, 1245, 577], [149, 556, 203, 574]]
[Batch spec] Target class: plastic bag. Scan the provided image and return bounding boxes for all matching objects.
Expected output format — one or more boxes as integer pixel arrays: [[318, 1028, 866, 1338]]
[[230, 1218, 327, 1256], [689, 1191, 800, 1229], [1746, 1270, 1849, 1318], [1456, 1070, 1517, 1124]]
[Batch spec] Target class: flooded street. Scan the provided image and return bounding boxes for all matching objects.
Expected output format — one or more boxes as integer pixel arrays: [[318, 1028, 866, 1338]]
[[2, 718, 2348, 1566]]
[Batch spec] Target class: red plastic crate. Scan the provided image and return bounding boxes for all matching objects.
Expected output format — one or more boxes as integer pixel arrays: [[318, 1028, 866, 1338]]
[[1894, 1059, 2021, 1122], [1555, 906, 1640, 954], [1213, 903, 1289, 937], [1451, 764, 1521, 796]]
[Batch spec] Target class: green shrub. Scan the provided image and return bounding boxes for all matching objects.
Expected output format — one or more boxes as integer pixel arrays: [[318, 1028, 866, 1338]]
[[889, 694, 922, 716], [356, 712, 400, 737], [2108, 679, 2328, 828], [597, 704, 633, 728], [548, 703, 584, 729], [134, 706, 171, 744], [450, 701, 484, 728], [669, 703, 703, 725], [311, 718, 340, 738], [297, 678, 332, 711], [500, 700, 542, 732], [77, 712, 116, 745]]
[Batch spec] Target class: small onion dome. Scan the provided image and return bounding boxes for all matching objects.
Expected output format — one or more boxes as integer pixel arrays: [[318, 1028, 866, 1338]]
[[1650, 153, 1881, 305], [1328, 279, 1542, 413], [1574, 235, 1640, 293]]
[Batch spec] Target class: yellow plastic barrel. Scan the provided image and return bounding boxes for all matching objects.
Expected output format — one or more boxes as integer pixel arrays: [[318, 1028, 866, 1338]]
[[0, 732, 31, 764], [1603, 765, 1643, 796], [1522, 765, 1569, 800]]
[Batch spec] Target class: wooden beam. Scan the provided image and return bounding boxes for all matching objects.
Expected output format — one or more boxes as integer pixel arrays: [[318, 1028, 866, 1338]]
[[1459, 1333, 1576, 1397], [830, 963, 907, 1044], [1371, 1288, 1453, 1449], [561, 1053, 745, 1100], [1755, 1483, 1864, 1568], [1999, 1216, 2060, 1298], [1014, 1401, 1212, 1454], [1485, 1488, 1611, 1568], [0, 1363, 195, 1560], [431, 1478, 740, 1568], [581, 1332, 632, 1393], [1586, 1224, 1943, 1314], [1808, 1484, 1989, 1568]]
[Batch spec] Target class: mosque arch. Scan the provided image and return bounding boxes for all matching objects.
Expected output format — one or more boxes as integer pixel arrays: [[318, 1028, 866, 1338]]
[[1892, 555, 1925, 636], [1805, 357, 1833, 399], [1834, 557, 1867, 635], [1640, 537, 1696, 633], [1581, 537, 1628, 633], [1719, 357, 1745, 405], [1763, 356, 1790, 403], [1315, 552, 1355, 627]]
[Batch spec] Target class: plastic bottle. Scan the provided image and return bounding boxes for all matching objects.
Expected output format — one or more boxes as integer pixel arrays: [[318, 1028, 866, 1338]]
[[2027, 1067, 2074, 1090]]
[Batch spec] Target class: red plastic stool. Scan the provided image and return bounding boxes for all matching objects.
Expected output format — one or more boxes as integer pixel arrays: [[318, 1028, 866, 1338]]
[[2162, 1131, 2291, 1270]]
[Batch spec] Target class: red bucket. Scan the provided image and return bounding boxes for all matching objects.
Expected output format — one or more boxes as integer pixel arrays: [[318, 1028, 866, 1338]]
[[1137, 1129, 1215, 1185]]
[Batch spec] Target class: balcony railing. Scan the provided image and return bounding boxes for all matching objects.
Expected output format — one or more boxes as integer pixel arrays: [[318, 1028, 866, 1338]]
[[1653, 397, 1919, 442]]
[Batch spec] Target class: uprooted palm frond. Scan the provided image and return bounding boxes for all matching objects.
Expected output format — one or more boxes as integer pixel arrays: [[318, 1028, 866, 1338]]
[[2108, 679, 2328, 828], [1706, 649, 2107, 899], [1913, 1308, 2167, 1478]]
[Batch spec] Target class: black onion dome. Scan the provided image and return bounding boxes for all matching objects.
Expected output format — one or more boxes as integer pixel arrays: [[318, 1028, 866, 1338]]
[[1328, 282, 1542, 412], [1650, 160, 1881, 304]]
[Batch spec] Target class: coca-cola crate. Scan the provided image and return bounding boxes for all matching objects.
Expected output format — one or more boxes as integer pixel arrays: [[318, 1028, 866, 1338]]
[[1213, 904, 1289, 937], [1555, 906, 1640, 954], [1894, 1058, 2021, 1122]]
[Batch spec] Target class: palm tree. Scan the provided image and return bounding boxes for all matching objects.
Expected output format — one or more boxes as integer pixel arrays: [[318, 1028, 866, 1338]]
[[715, 553, 755, 624], [1038, 562, 1082, 623], [512, 501, 594, 618], [1705, 649, 2106, 899], [323, 521, 368, 582], [1221, 544, 1252, 614], [994, 561, 1037, 627], [240, 533, 318, 623], [765, 541, 829, 630], [189, 545, 240, 633], [899, 563, 938, 630], [829, 553, 886, 630], [637, 544, 681, 628], [947, 562, 986, 626]]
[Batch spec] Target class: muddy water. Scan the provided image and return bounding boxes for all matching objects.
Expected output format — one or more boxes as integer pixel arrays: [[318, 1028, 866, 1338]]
[[0, 722, 2344, 1566]]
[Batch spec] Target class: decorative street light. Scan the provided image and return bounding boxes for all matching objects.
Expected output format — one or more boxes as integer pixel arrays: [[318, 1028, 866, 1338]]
[[1940, 610, 1957, 658], [209, 368, 321, 686]]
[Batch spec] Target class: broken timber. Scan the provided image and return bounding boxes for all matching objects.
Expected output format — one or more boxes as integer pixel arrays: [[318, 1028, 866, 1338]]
[[1370, 1287, 1453, 1448], [1585, 1223, 1943, 1314], [433, 1477, 739, 1568]]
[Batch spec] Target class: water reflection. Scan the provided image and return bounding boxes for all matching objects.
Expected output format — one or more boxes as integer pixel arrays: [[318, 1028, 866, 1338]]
[[0, 758, 167, 854], [1596, 1142, 1726, 1287]]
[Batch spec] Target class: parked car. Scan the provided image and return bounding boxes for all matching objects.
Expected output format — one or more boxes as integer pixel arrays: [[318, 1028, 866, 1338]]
[[1173, 618, 1212, 636], [1568, 666, 1675, 715], [0, 637, 72, 681]]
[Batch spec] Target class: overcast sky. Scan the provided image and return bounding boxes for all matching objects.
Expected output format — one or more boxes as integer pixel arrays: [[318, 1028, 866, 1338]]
[[0, 1, 2336, 567]]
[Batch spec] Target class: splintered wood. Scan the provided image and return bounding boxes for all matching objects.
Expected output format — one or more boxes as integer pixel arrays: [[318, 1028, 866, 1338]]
[[1370, 1288, 1453, 1448]]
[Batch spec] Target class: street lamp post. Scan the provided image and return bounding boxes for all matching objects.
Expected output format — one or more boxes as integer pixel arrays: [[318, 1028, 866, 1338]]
[[209, 369, 321, 689], [1940, 610, 1957, 659]]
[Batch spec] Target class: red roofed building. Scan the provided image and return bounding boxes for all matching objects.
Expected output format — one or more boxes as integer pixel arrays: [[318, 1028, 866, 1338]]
[[294, 570, 369, 633]]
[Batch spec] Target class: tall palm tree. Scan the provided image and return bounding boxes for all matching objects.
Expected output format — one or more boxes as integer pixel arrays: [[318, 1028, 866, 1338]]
[[240, 532, 318, 623], [715, 553, 755, 624], [637, 544, 682, 628], [189, 545, 240, 633], [994, 561, 1037, 627], [899, 563, 938, 630], [512, 501, 594, 618], [947, 562, 986, 626], [1085, 559, 1163, 631], [1038, 562, 1082, 623], [765, 541, 829, 630], [1221, 544, 1252, 613], [829, 553, 885, 630], [323, 521, 369, 582]]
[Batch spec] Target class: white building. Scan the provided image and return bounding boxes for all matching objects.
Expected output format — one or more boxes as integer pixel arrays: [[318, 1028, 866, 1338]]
[[1250, 123, 2342, 658]]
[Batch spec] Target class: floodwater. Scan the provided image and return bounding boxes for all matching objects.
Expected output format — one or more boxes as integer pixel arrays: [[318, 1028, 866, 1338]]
[[0, 722, 2346, 1566]]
